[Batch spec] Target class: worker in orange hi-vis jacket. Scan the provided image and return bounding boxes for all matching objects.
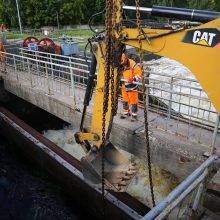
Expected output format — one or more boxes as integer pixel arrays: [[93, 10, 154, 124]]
[[120, 53, 142, 121], [0, 24, 4, 32]]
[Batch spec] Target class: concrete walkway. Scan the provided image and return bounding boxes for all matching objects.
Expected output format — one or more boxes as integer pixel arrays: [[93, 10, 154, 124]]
[[1, 66, 220, 181]]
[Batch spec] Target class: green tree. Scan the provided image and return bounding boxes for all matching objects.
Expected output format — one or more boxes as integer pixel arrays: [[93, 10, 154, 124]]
[[0, 0, 219, 29], [60, 0, 85, 25], [0, 0, 18, 28], [187, 0, 216, 10]]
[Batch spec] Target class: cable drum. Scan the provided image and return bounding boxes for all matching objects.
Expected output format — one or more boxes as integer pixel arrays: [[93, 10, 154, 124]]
[[23, 36, 39, 48]]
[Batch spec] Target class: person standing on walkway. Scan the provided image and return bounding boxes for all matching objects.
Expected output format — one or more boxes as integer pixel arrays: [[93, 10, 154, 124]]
[[0, 42, 6, 73], [120, 53, 142, 121]]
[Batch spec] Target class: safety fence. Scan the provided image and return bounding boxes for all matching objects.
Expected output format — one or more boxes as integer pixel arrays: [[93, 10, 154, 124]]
[[141, 154, 218, 220], [1, 49, 219, 149]]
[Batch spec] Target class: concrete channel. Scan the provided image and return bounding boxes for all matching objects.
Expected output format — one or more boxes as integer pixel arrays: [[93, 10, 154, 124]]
[[0, 106, 149, 220], [1, 47, 220, 218], [3, 71, 219, 182]]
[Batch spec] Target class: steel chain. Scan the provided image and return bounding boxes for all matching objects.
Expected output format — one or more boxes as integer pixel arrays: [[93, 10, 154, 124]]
[[101, 0, 113, 217], [101, 0, 124, 215], [113, 0, 124, 116], [135, 0, 156, 207], [110, 0, 117, 116]]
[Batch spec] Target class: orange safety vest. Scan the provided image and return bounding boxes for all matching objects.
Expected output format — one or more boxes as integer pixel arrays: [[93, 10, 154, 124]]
[[0, 42, 6, 63], [0, 24, 5, 32], [123, 58, 142, 91]]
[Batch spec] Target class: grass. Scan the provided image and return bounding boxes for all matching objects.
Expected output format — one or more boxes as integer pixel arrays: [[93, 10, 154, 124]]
[[5, 29, 94, 40], [6, 32, 34, 40], [48, 29, 94, 38]]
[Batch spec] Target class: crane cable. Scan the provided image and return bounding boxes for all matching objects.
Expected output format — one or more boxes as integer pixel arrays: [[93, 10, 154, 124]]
[[135, 0, 156, 207]]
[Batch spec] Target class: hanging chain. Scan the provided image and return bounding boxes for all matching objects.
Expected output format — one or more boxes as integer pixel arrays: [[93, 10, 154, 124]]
[[101, 0, 114, 217], [106, 0, 124, 143], [101, 0, 124, 215], [135, 0, 156, 207], [113, 0, 124, 116], [110, 0, 117, 116]]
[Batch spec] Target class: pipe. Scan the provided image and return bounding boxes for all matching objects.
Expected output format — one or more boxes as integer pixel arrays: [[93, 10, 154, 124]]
[[171, 21, 202, 26], [80, 54, 97, 131], [83, 54, 97, 106], [141, 155, 218, 220], [155, 170, 208, 220], [192, 179, 205, 211], [123, 6, 152, 13], [152, 6, 220, 23], [123, 5, 220, 23]]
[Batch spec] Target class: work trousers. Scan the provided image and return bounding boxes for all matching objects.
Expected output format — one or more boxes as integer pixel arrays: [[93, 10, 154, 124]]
[[121, 85, 138, 116]]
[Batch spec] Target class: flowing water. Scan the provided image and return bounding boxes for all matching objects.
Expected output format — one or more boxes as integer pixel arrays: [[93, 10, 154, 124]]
[[0, 135, 91, 220], [146, 57, 217, 125], [42, 57, 209, 218], [43, 127, 179, 208]]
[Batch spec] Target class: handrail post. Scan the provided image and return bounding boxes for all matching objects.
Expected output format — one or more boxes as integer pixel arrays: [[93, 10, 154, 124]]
[[45, 63, 51, 95], [145, 70, 150, 112], [210, 115, 220, 155], [21, 49, 25, 71], [27, 59, 33, 87], [13, 54, 17, 71], [191, 178, 205, 212], [13, 54, 19, 81], [168, 76, 173, 118], [35, 51, 39, 73], [3, 52, 6, 74], [50, 54, 54, 90], [69, 57, 76, 106]]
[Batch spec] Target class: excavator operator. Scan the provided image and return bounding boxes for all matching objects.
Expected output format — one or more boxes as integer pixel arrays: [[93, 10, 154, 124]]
[[120, 53, 142, 121]]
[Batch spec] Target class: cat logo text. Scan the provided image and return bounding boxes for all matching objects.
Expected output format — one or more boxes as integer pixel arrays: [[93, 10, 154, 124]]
[[182, 28, 220, 48]]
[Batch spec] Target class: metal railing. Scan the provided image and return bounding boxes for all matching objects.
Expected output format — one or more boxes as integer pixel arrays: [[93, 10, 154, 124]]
[[1, 49, 219, 148], [141, 116, 219, 219], [141, 154, 218, 220], [1, 48, 219, 220]]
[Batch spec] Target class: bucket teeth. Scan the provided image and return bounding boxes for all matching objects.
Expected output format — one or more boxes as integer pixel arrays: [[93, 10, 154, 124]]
[[126, 169, 136, 175], [118, 180, 127, 186], [128, 164, 137, 170], [122, 175, 131, 180], [81, 141, 139, 192]]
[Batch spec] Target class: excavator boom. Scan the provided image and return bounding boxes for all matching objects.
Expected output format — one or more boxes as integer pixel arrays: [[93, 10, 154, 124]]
[[75, 3, 220, 192]]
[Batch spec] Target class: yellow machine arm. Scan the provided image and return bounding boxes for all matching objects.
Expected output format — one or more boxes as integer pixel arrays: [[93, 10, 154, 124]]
[[75, 3, 220, 192], [123, 19, 220, 114]]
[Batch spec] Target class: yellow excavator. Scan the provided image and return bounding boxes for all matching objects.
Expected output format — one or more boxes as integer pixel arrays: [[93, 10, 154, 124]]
[[75, 1, 220, 192]]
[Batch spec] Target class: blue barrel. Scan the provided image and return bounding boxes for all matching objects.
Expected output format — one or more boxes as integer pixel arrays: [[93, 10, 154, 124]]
[[28, 42, 38, 51]]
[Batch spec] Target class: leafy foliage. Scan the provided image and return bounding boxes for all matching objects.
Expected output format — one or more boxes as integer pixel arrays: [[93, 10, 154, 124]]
[[0, 0, 219, 28]]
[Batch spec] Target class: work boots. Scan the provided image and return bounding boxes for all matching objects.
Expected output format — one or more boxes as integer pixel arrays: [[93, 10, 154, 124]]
[[120, 111, 138, 122], [131, 115, 138, 122], [120, 112, 131, 119]]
